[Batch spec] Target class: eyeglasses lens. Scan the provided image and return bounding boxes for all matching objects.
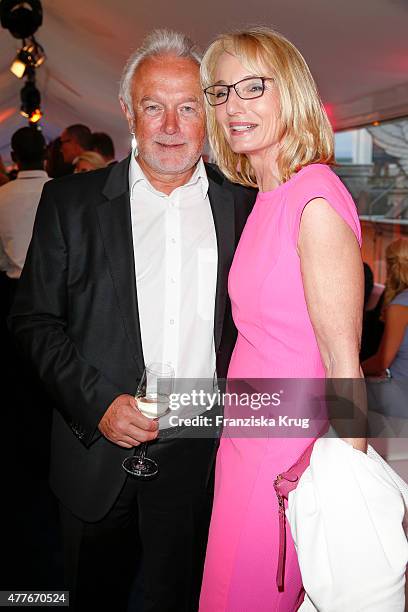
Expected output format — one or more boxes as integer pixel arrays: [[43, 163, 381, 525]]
[[205, 78, 265, 106]]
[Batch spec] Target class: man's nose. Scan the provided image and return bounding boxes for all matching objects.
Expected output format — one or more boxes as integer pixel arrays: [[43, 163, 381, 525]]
[[163, 109, 179, 134]]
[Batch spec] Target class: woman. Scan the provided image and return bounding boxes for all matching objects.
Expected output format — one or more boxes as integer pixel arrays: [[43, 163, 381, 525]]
[[362, 240, 408, 420], [199, 28, 366, 610], [363, 239, 408, 379]]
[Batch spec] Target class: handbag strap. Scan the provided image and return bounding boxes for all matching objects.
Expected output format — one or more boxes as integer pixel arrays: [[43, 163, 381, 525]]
[[276, 489, 286, 591], [273, 440, 316, 591]]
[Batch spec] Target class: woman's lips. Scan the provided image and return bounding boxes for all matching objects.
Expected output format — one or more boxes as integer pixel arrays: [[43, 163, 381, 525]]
[[228, 123, 257, 134]]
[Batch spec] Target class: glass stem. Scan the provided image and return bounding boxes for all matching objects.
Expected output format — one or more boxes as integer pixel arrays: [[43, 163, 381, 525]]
[[137, 442, 147, 464]]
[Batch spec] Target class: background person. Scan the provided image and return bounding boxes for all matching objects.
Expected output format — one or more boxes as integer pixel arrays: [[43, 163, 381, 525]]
[[360, 261, 385, 361], [0, 154, 9, 186], [0, 128, 52, 536], [0, 127, 49, 292], [45, 137, 73, 178], [91, 131, 116, 164], [363, 238, 408, 381], [59, 124, 92, 168]]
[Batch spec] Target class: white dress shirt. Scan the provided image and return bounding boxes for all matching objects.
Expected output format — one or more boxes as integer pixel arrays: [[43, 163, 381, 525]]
[[0, 170, 50, 279], [129, 155, 218, 425]]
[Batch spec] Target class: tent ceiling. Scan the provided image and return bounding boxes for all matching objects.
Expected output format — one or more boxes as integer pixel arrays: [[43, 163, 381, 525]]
[[1, 0, 408, 160]]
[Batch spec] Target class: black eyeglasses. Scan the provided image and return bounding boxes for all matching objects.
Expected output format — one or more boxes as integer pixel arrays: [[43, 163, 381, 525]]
[[203, 77, 274, 106]]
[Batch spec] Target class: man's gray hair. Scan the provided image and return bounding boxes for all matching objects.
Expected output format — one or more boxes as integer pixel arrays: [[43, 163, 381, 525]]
[[119, 29, 202, 115]]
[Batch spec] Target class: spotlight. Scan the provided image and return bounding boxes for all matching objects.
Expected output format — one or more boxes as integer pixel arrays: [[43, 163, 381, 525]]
[[10, 49, 27, 77], [27, 107, 42, 123], [0, 0, 43, 39], [10, 38, 45, 78], [20, 77, 42, 123]]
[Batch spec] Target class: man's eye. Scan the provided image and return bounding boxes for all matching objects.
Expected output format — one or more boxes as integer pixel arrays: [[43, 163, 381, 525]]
[[144, 105, 161, 113], [180, 105, 195, 113]]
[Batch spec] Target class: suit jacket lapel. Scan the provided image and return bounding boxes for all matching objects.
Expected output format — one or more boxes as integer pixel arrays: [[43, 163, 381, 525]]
[[97, 156, 144, 372], [207, 169, 235, 351]]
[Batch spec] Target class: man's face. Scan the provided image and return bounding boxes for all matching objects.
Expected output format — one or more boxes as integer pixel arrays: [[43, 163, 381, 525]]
[[60, 130, 83, 164], [123, 55, 206, 177]]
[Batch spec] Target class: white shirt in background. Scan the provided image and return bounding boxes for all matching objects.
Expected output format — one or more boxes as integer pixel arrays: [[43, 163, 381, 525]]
[[0, 170, 50, 279]]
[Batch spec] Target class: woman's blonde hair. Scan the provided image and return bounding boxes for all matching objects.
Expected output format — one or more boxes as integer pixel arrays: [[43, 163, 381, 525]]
[[74, 151, 107, 171], [383, 238, 408, 309], [201, 27, 334, 187]]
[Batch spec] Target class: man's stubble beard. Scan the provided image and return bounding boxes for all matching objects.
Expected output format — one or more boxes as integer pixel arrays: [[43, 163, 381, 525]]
[[138, 142, 204, 176]]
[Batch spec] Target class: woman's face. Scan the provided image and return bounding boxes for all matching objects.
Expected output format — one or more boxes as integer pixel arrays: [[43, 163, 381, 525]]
[[213, 52, 281, 157]]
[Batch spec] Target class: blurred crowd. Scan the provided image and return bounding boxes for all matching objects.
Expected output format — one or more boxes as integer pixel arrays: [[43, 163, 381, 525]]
[[0, 124, 116, 285], [0, 123, 116, 184]]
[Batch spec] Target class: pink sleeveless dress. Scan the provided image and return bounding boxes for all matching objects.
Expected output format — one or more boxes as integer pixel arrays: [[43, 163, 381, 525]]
[[199, 164, 361, 611]]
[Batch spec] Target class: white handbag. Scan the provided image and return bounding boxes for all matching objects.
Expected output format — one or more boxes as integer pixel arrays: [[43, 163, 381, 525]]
[[286, 437, 408, 612]]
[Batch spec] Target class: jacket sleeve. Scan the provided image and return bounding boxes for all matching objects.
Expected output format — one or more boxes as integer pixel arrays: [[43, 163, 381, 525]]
[[8, 181, 122, 447]]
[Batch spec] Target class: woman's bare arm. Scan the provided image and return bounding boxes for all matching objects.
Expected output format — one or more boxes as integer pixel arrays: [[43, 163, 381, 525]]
[[298, 197, 366, 452]]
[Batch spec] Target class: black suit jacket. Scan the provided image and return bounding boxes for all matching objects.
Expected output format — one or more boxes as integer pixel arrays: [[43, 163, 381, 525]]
[[9, 156, 256, 521]]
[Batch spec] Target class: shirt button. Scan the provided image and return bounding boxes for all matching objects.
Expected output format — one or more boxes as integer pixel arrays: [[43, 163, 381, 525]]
[[170, 277, 176, 284], [169, 319, 175, 325], [171, 238, 176, 244]]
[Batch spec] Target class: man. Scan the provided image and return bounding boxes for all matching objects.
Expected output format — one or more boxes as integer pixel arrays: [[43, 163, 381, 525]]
[[91, 131, 116, 164], [0, 127, 49, 298], [59, 123, 92, 166], [0, 126, 50, 500], [10, 30, 256, 612]]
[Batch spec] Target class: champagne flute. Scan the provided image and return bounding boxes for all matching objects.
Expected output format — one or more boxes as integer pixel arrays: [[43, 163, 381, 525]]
[[122, 362, 174, 478]]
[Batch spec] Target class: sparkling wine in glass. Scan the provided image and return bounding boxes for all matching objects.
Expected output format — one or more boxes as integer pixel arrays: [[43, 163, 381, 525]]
[[122, 362, 174, 478]]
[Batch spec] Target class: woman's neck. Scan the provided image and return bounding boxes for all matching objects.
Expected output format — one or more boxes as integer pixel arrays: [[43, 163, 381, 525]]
[[248, 145, 280, 192]]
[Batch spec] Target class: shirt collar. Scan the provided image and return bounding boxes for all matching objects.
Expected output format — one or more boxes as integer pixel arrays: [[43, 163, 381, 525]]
[[17, 170, 49, 179], [129, 153, 208, 200]]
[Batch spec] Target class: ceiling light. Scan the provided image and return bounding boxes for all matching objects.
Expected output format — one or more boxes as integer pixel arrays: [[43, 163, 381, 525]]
[[26, 40, 44, 67], [28, 108, 42, 123], [20, 78, 42, 122], [0, 0, 43, 39], [9, 39, 45, 78], [10, 53, 26, 77]]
